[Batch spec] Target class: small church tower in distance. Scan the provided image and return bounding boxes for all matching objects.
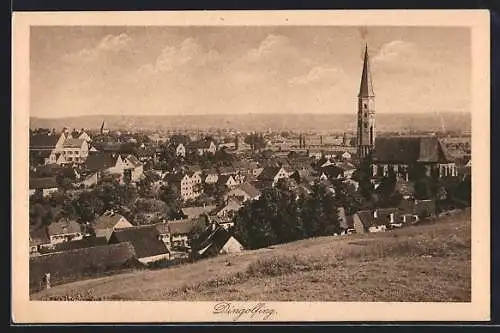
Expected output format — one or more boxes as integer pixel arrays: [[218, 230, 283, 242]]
[[356, 43, 376, 160]]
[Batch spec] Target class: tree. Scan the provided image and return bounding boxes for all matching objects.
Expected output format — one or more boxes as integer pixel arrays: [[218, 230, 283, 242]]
[[244, 133, 266, 151], [298, 184, 341, 237], [414, 176, 438, 200], [158, 185, 183, 220], [72, 191, 105, 223]]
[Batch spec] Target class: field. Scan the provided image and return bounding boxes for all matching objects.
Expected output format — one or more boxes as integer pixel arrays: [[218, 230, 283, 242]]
[[32, 211, 471, 302]]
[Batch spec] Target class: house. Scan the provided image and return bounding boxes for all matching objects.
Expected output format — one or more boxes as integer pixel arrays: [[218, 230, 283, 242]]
[[61, 138, 89, 165], [218, 142, 236, 150], [29, 242, 137, 294], [216, 197, 243, 218], [203, 169, 219, 184], [122, 154, 144, 183], [29, 132, 66, 165], [75, 130, 92, 143], [108, 225, 170, 264], [75, 171, 99, 188], [29, 177, 59, 197], [182, 205, 216, 219], [47, 219, 84, 244], [319, 165, 344, 181], [372, 136, 457, 179], [335, 161, 356, 179], [85, 153, 125, 181], [154, 222, 171, 248], [195, 226, 244, 258], [340, 151, 352, 160], [219, 166, 237, 176], [175, 143, 186, 158], [93, 211, 134, 240], [29, 227, 50, 256], [217, 174, 239, 189], [167, 173, 202, 202], [223, 182, 261, 203], [167, 218, 207, 248], [352, 210, 386, 234], [38, 236, 108, 255], [189, 140, 217, 155], [257, 166, 289, 187], [320, 159, 335, 168]]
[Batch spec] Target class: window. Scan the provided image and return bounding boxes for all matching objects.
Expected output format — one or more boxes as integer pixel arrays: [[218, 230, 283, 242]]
[[364, 103, 367, 108], [364, 123, 368, 129]]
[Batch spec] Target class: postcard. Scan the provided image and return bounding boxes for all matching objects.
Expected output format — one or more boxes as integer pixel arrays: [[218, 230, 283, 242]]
[[12, 10, 490, 323]]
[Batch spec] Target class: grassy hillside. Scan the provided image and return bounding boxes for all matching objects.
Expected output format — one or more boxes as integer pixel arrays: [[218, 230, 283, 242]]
[[32, 211, 470, 302]]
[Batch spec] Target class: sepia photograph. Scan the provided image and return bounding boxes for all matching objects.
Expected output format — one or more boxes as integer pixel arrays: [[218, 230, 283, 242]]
[[12, 10, 490, 322]]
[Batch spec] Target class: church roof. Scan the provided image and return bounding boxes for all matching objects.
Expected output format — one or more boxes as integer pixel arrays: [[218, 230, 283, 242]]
[[373, 136, 454, 164], [358, 44, 375, 98]]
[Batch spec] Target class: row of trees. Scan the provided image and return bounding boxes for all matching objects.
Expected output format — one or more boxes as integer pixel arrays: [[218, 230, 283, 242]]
[[29, 176, 185, 229], [233, 179, 366, 250]]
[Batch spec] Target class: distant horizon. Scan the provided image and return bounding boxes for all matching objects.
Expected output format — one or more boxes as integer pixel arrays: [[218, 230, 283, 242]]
[[30, 110, 471, 120]]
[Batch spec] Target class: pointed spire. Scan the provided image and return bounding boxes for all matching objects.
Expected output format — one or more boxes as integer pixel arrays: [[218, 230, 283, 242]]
[[358, 43, 375, 98]]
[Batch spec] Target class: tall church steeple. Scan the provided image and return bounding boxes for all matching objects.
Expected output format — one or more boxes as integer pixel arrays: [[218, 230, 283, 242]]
[[356, 44, 376, 160]]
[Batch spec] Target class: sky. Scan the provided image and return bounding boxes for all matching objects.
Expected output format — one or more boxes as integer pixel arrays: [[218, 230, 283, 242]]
[[30, 26, 471, 118]]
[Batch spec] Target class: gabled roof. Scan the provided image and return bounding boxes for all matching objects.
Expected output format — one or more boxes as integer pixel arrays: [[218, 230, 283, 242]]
[[29, 177, 58, 189], [94, 212, 129, 230], [373, 136, 453, 164], [63, 138, 85, 148], [236, 182, 261, 198], [321, 165, 343, 179], [189, 140, 214, 149], [218, 198, 243, 214], [32, 164, 63, 177], [47, 219, 82, 236], [335, 161, 356, 171], [182, 205, 216, 218], [109, 225, 169, 259], [167, 218, 206, 235], [85, 153, 120, 171], [257, 166, 282, 181], [38, 236, 108, 254], [30, 133, 62, 149], [218, 166, 237, 174], [196, 226, 233, 256], [217, 174, 235, 186], [124, 154, 142, 167]]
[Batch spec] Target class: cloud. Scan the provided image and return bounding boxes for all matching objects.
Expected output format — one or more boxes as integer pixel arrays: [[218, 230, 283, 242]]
[[62, 33, 132, 64], [288, 66, 343, 87], [373, 40, 416, 64], [139, 38, 220, 74], [244, 34, 291, 62]]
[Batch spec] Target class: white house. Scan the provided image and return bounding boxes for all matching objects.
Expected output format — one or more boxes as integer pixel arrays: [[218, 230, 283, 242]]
[[47, 219, 84, 244], [176, 143, 186, 158]]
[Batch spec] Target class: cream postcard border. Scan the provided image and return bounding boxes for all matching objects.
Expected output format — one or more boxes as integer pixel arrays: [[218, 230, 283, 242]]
[[12, 10, 490, 323]]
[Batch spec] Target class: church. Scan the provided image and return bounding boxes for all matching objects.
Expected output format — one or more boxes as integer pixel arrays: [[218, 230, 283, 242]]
[[355, 44, 457, 180]]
